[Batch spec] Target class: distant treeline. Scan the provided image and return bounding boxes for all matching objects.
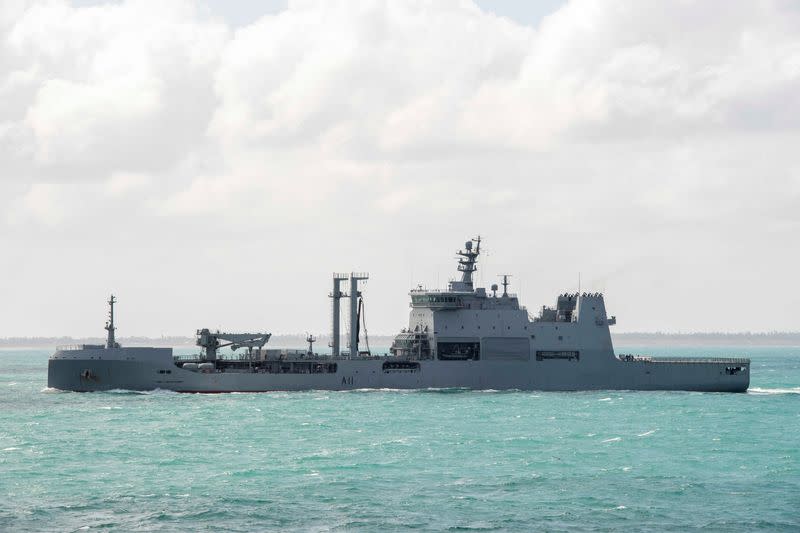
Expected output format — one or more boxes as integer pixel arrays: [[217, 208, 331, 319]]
[[3, 332, 800, 348], [612, 332, 800, 346], [0, 334, 377, 349], [0, 336, 196, 348]]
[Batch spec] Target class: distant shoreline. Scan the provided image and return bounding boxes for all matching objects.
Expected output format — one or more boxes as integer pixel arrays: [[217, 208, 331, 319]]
[[2, 332, 800, 349], [611, 332, 800, 347]]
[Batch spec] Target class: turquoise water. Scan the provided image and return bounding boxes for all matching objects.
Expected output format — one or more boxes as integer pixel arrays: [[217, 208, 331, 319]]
[[1, 347, 799, 532]]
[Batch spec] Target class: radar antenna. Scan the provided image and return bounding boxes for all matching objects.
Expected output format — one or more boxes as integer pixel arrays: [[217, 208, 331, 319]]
[[450, 236, 481, 291]]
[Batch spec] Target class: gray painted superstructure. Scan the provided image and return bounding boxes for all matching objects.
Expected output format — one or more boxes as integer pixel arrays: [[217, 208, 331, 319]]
[[48, 239, 750, 392]]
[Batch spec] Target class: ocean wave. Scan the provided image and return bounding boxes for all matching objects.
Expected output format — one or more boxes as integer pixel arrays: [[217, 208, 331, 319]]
[[146, 388, 181, 396], [99, 388, 178, 395], [349, 388, 405, 393], [748, 387, 800, 395]]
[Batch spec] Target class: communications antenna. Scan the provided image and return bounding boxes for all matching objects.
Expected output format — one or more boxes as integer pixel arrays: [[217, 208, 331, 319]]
[[499, 274, 512, 297], [306, 333, 316, 356]]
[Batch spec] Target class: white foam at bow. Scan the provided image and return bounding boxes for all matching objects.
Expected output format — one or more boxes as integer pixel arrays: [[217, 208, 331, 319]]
[[748, 387, 800, 395]]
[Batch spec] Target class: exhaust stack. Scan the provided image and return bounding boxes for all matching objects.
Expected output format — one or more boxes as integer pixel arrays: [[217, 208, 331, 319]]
[[330, 273, 349, 356]]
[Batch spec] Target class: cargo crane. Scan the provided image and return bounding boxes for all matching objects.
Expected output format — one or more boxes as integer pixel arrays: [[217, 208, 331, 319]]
[[196, 329, 272, 363]]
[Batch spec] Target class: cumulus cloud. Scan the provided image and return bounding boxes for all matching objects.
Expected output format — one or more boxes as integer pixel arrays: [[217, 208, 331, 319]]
[[2, 0, 227, 183], [1, 0, 799, 336]]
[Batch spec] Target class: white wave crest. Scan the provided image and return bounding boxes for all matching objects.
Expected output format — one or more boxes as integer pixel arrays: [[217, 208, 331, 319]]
[[748, 387, 800, 395], [143, 388, 180, 395]]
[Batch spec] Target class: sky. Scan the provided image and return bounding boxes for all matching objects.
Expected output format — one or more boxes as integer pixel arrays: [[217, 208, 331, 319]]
[[1, 0, 799, 338]]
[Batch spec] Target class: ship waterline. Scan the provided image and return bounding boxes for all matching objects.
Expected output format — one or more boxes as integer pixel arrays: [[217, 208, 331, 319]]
[[48, 238, 749, 392]]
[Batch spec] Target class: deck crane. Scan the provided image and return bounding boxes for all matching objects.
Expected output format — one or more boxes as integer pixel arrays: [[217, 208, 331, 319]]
[[196, 329, 272, 363]]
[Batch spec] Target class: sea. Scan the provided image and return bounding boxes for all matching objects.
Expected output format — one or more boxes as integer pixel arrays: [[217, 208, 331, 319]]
[[1, 346, 798, 532]]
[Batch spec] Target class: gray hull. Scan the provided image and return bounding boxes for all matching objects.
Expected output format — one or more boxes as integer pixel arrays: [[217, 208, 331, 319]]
[[48, 347, 749, 393]]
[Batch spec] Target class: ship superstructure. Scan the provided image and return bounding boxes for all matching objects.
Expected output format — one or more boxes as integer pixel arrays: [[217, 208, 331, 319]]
[[48, 238, 750, 392]]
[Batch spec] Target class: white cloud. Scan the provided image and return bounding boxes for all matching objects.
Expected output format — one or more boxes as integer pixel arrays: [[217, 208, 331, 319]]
[[105, 171, 151, 196], [1, 0, 799, 336], [7, 182, 94, 227], [2, 0, 228, 182]]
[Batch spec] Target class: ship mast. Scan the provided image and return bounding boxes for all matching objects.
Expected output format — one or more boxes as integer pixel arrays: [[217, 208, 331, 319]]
[[104, 294, 118, 349], [499, 274, 512, 297], [306, 334, 316, 356], [349, 272, 369, 356], [452, 237, 481, 291]]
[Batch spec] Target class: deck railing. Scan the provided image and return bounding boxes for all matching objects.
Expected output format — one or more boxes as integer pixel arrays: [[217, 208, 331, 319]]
[[649, 357, 750, 364], [620, 355, 750, 364], [56, 344, 104, 351]]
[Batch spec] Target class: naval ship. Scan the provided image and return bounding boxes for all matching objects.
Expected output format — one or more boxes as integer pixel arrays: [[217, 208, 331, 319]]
[[48, 238, 749, 392]]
